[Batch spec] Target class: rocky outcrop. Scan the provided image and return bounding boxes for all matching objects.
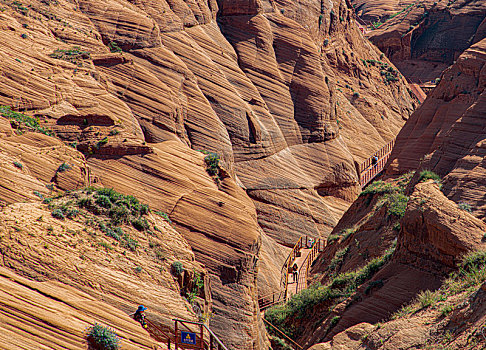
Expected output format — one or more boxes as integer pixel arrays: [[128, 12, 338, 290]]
[[353, 0, 486, 82], [387, 38, 486, 219]]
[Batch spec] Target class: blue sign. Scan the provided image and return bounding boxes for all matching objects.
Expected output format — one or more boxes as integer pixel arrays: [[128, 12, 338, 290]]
[[181, 331, 196, 345]]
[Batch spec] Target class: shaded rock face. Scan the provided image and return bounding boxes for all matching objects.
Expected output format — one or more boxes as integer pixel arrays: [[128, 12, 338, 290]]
[[352, 0, 486, 82], [0, 0, 415, 347], [387, 38, 486, 219]]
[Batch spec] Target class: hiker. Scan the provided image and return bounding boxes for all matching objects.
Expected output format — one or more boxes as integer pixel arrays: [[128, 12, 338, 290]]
[[292, 263, 298, 283], [134, 305, 148, 328], [371, 155, 378, 167]]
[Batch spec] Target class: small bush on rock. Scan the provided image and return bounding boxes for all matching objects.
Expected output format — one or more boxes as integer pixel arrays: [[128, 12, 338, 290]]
[[172, 261, 184, 276], [86, 323, 120, 350]]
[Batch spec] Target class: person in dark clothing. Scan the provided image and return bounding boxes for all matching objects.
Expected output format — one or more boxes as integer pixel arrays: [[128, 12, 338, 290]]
[[371, 155, 378, 166], [292, 263, 298, 283], [134, 305, 148, 328]]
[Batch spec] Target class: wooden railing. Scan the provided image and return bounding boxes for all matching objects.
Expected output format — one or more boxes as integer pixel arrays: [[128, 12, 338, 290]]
[[295, 239, 324, 294], [359, 140, 395, 188], [280, 236, 304, 300]]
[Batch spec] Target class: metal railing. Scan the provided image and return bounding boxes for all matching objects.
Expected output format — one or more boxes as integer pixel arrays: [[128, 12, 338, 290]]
[[295, 239, 323, 294], [359, 140, 395, 187], [258, 290, 285, 311], [131, 315, 228, 350], [263, 318, 303, 350]]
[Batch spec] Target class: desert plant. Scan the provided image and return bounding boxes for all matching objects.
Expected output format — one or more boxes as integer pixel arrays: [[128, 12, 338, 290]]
[[13, 161, 23, 169], [172, 261, 184, 276], [458, 202, 472, 213], [418, 170, 441, 183], [96, 195, 112, 209], [86, 323, 120, 350], [417, 290, 441, 309], [51, 208, 64, 220], [57, 162, 71, 172], [385, 192, 409, 218], [203, 152, 220, 176]]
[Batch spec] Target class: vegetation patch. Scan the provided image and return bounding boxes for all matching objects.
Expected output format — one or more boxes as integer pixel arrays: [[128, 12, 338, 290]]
[[49, 47, 90, 65], [86, 323, 120, 350], [418, 170, 441, 183], [0, 106, 54, 136]]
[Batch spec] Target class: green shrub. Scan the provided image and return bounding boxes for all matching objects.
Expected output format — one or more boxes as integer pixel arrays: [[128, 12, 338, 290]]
[[57, 162, 71, 172], [385, 192, 409, 218], [418, 170, 441, 183], [353, 92, 360, 98], [33, 191, 44, 199], [204, 152, 220, 176], [458, 202, 472, 213], [51, 208, 64, 220], [134, 266, 142, 273], [96, 195, 112, 209], [132, 217, 149, 231], [360, 180, 397, 196], [13, 161, 23, 169], [86, 323, 120, 350], [172, 261, 184, 276]]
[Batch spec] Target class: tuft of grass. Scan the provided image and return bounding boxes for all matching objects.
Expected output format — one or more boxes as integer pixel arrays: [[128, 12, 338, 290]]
[[172, 261, 184, 276], [86, 323, 120, 350], [57, 162, 71, 172], [458, 202, 472, 213], [13, 161, 23, 169], [417, 290, 441, 309], [418, 170, 441, 183], [51, 208, 64, 220]]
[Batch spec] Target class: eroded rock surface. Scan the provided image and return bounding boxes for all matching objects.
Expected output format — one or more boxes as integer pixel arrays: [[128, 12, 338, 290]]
[[353, 0, 486, 82]]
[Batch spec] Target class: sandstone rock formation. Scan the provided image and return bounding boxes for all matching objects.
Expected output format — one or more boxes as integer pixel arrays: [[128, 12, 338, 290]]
[[0, 267, 164, 350], [353, 0, 486, 82], [0, 0, 417, 347], [290, 36, 486, 350], [387, 37, 486, 219]]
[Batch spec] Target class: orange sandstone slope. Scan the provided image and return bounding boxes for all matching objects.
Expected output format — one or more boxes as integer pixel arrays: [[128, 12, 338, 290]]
[[285, 37, 486, 350], [352, 0, 486, 82], [0, 0, 416, 348]]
